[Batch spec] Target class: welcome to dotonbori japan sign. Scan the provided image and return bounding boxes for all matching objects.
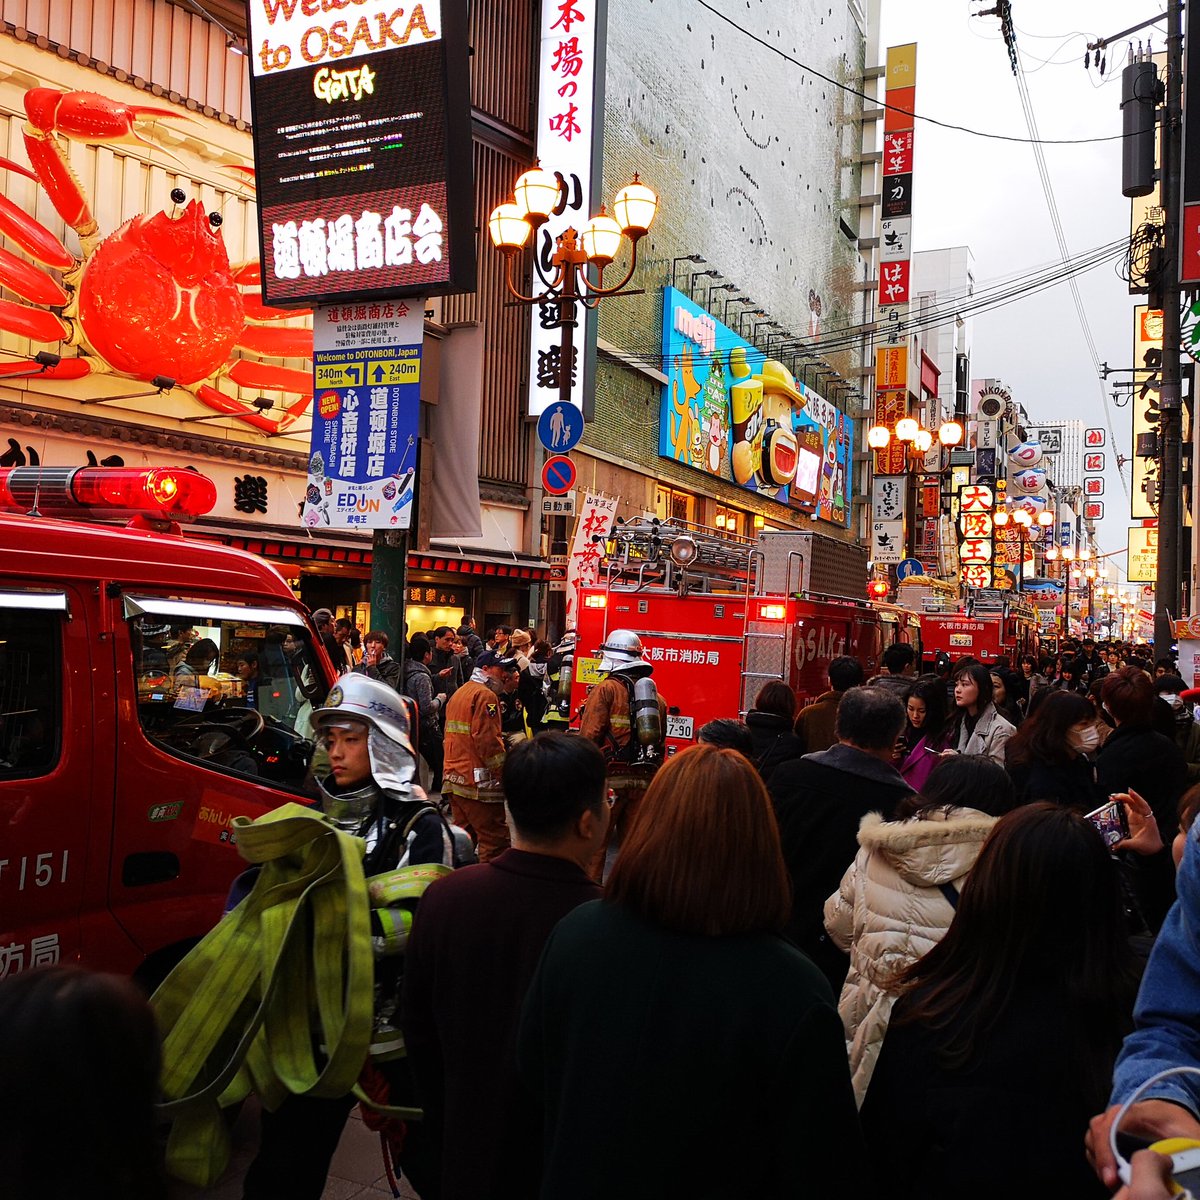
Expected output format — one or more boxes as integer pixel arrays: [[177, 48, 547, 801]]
[[245, 0, 475, 307]]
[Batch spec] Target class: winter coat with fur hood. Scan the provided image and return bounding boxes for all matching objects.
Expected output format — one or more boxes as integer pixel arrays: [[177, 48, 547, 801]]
[[823, 805, 998, 1105]]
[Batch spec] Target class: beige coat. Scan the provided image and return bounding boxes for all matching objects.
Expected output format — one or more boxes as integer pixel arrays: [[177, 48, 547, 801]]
[[823, 806, 998, 1104]]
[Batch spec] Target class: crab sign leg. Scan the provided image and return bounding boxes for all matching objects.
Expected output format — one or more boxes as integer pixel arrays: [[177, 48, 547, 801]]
[[0, 357, 91, 381], [193, 384, 312, 436], [0, 298, 70, 343], [0, 157, 74, 269], [22, 88, 186, 245], [0, 245, 69, 306], [236, 324, 313, 360], [227, 359, 313, 397]]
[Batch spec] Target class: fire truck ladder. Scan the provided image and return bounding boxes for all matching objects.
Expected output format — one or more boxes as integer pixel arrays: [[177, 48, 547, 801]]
[[739, 549, 804, 716]]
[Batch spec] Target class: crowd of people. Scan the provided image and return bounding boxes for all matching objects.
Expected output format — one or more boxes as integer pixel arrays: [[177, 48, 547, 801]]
[[12, 628, 1200, 1199]]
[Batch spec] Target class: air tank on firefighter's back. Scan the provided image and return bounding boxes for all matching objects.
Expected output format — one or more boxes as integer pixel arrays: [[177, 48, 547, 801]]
[[557, 646, 575, 706], [633, 676, 663, 759]]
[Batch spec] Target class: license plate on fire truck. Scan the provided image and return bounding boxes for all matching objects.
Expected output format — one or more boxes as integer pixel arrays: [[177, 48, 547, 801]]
[[949, 634, 973, 648], [666, 715, 694, 740]]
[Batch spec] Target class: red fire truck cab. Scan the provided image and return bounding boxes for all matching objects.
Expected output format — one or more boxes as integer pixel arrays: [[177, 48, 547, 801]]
[[0, 467, 337, 987], [918, 590, 1039, 667], [572, 522, 889, 753]]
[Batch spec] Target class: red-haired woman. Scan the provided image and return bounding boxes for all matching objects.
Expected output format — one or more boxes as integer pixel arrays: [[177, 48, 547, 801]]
[[519, 743, 862, 1197]]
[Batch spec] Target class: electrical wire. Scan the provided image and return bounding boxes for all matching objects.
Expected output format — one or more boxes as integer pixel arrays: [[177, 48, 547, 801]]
[[694, 0, 1139, 146]]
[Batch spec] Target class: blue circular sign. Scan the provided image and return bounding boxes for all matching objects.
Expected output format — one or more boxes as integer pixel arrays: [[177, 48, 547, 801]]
[[896, 558, 925, 581], [537, 402, 584, 454]]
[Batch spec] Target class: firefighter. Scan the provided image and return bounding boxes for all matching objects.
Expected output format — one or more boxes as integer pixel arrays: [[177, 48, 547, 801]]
[[578, 629, 666, 880], [542, 630, 577, 730], [442, 649, 514, 862]]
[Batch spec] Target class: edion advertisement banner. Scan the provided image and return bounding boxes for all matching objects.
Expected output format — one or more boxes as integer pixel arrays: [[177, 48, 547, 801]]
[[245, 0, 475, 307], [658, 288, 852, 526]]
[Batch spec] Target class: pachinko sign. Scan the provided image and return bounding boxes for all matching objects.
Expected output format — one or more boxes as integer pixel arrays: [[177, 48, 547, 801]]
[[659, 287, 853, 524], [246, 0, 476, 307]]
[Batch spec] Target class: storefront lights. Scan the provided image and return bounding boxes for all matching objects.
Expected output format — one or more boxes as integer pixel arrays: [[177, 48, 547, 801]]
[[581, 209, 624, 265], [938, 420, 964, 447], [612, 174, 659, 237], [867, 425, 891, 449], [513, 165, 561, 223], [487, 203, 532, 252], [895, 417, 919, 442]]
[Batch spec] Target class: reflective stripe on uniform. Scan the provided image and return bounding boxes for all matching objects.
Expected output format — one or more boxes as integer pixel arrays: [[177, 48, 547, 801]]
[[445, 721, 471, 734]]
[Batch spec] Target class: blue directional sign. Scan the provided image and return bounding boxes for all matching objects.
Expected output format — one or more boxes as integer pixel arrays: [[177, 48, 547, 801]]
[[896, 558, 925, 581], [537, 402, 584, 453]]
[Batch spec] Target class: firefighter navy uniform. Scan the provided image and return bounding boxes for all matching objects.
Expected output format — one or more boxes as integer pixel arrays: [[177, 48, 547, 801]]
[[442, 668, 510, 862]]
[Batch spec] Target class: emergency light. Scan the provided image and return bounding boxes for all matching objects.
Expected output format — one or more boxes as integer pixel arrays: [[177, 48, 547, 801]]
[[584, 594, 608, 609], [0, 466, 217, 522], [757, 602, 787, 621], [867, 578, 890, 601]]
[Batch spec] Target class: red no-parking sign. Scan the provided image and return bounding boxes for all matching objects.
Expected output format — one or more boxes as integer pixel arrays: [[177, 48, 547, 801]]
[[542, 455, 577, 495]]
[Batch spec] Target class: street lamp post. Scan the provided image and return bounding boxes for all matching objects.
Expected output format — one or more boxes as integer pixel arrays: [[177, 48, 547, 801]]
[[488, 167, 658, 410]]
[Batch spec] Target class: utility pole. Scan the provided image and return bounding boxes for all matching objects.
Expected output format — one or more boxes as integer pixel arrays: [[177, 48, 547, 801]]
[[1156, 0, 1184, 653]]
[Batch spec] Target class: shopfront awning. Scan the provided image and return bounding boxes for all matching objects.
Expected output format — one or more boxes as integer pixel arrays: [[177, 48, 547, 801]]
[[188, 522, 551, 581]]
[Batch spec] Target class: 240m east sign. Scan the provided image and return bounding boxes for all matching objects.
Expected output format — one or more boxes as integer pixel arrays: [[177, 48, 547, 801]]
[[244, 0, 476, 307]]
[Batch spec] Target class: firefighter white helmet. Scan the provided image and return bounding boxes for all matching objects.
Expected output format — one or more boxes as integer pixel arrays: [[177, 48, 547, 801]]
[[596, 629, 647, 674], [313, 673, 415, 794]]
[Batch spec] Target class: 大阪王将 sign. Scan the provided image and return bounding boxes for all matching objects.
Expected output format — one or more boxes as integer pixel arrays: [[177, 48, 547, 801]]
[[245, 0, 475, 307], [303, 302, 424, 530]]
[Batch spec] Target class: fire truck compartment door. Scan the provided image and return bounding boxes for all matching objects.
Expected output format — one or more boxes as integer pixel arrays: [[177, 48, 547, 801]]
[[122, 597, 307, 626]]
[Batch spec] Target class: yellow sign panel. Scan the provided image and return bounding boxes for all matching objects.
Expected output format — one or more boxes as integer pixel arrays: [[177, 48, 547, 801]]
[[575, 655, 604, 687], [366, 358, 421, 385], [314, 361, 363, 388], [1128, 525, 1159, 583], [886, 43, 918, 91], [875, 346, 907, 390]]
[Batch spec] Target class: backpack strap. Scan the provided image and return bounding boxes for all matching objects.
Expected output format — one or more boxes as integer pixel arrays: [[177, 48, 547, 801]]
[[938, 881, 960, 909]]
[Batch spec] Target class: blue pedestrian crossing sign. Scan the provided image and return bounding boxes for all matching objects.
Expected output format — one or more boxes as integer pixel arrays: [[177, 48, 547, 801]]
[[537, 402, 583, 453], [896, 558, 925, 581]]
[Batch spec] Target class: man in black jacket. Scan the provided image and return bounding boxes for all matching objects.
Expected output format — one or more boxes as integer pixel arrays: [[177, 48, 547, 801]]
[[768, 686, 913, 991]]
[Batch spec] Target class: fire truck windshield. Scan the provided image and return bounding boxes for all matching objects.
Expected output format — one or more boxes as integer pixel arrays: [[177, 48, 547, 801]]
[[129, 604, 331, 791]]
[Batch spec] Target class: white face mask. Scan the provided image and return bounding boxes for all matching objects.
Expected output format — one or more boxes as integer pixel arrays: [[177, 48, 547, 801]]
[[1070, 725, 1101, 754], [1165, 693, 1184, 710]]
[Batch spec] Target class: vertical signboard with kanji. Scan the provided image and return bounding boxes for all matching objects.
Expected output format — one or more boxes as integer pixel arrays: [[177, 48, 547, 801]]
[[1132, 306, 1162, 519], [879, 44, 916, 311], [528, 0, 607, 417], [565, 490, 618, 628], [304, 302, 423, 529], [873, 346, 909, 475]]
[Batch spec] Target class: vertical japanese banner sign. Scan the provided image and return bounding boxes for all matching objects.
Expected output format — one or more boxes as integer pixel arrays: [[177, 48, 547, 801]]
[[873, 346, 909, 475], [528, 0, 608, 418], [564, 490, 618, 629], [879, 43, 916, 312], [304, 302, 424, 530], [1132, 305, 1162, 520]]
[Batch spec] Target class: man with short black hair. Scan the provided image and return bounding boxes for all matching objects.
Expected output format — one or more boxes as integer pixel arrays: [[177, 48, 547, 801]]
[[458, 614, 485, 663], [402, 733, 606, 1200], [697, 718, 755, 757], [311, 607, 340, 667], [431, 626, 463, 701], [769, 687, 914, 991], [353, 629, 402, 692], [795, 655, 863, 754], [866, 643, 916, 698]]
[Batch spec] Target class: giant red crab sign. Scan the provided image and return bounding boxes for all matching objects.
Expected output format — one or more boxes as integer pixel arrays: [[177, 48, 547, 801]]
[[0, 87, 312, 435]]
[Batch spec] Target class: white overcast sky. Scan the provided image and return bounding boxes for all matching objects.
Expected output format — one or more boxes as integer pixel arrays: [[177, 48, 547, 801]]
[[879, 1, 1169, 582]]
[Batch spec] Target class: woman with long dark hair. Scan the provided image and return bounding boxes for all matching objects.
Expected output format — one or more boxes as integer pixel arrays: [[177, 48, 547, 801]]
[[519, 743, 863, 1195], [860, 804, 1139, 1198], [895, 678, 949, 791], [1004, 689, 1106, 810], [824, 756, 1016, 1103], [945, 663, 1014, 765]]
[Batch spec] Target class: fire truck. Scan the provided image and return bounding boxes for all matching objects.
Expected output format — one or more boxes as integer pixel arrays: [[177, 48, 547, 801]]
[[572, 521, 904, 752], [0, 465, 337, 988], [916, 587, 1040, 667]]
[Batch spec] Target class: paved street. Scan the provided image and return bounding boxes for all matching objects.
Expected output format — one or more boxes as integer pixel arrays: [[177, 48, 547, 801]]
[[167, 1101, 421, 1200]]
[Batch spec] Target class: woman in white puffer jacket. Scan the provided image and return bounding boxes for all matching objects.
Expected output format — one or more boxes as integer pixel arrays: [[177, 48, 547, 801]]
[[823, 756, 1018, 1104]]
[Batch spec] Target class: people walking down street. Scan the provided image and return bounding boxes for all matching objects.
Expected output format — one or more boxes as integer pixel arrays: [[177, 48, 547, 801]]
[[518, 744, 864, 1199], [794, 655, 864, 755], [578, 629, 667, 881], [945, 663, 1015, 766], [242, 674, 457, 1200], [402, 733, 607, 1200], [824, 755, 1016, 1104], [989, 670, 1022, 727], [457, 615, 485, 665], [861, 804, 1139, 1200], [895, 678, 950, 792], [0, 966, 167, 1200], [769, 687, 914, 991], [402, 636, 444, 790], [442, 649, 516, 862], [1155, 675, 1200, 781], [1011, 653, 1048, 715], [746, 680, 806, 785], [1004, 690, 1106, 811], [353, 629, 403, 692]]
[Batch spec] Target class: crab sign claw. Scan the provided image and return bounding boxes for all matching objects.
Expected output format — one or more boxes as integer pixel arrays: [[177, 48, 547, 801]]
[[22, 88, 187, 243], [194, 384, 312, 436]]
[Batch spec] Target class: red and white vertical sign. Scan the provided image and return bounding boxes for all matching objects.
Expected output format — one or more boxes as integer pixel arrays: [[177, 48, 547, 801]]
[[528, 0, 605, 417], [565, 490, 618, 629], [879, 44, 916, 311]]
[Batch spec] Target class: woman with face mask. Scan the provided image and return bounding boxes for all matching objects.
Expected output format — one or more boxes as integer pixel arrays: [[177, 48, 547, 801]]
[[1003, 690, 1107, 812], [1155, 677, 1200, 782]]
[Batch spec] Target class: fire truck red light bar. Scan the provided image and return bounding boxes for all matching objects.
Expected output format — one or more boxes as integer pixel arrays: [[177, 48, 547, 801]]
[[0, 467, 217, 520], [757, 603, 787, 621], [584, 595, 607, 609]]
